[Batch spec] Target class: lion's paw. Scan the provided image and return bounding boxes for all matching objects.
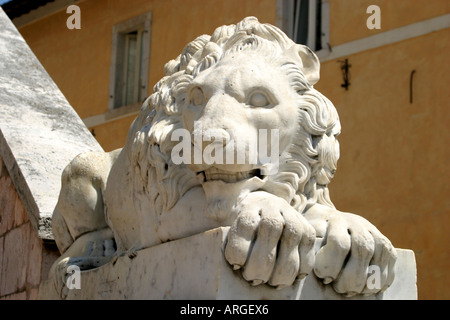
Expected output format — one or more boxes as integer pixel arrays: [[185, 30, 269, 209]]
[[224, 191, 316, 289], [306, 205, 397, 297], [52, 237, 116, 299]]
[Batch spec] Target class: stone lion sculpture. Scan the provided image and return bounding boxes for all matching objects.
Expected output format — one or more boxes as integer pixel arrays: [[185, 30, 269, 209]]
[[50, 17, 397, 298]]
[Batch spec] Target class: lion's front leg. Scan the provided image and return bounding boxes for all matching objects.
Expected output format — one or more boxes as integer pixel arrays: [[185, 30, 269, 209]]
[[304, 203, 397, 297], [224, 191, 316, 289]]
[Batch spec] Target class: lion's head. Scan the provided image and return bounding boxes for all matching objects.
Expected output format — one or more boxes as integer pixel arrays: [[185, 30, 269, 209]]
[[127, 17, 341, 219]]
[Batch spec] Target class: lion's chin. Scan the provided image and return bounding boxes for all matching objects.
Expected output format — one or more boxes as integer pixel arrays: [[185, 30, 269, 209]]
[[198, 167, 264, 184], [200, 173, 266, 222]]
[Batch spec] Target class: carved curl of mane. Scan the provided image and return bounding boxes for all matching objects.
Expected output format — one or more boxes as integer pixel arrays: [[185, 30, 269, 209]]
[[128, 17, 341, 216]]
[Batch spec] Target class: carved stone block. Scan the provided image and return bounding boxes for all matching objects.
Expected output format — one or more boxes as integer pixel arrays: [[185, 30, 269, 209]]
[[39, 227, 416, 300]]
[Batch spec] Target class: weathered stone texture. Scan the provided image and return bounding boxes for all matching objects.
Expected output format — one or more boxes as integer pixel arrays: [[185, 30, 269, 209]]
[[0, 155, 57, 300], [39, 227, 417, 300]]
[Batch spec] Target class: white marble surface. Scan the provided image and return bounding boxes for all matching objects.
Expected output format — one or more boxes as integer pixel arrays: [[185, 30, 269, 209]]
[[38, 227, 417, 300]]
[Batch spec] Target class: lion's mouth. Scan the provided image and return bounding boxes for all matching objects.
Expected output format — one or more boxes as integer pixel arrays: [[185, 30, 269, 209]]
[[198, 167, 263, 183]]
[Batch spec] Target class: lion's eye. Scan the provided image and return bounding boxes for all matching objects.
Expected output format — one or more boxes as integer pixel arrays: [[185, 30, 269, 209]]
[[190, 87, 204, 106], [248, 92, 269, 107]]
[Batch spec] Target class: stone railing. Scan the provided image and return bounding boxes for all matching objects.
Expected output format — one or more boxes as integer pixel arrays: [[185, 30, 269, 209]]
[[0, 7, 102, 241], [0, 7, 101, 299]]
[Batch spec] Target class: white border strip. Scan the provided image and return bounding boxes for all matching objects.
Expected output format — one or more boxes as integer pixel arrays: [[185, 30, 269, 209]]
[[320, 14, 450, 62], [83, 104, 141, 128], [83, 110, 140, 128]]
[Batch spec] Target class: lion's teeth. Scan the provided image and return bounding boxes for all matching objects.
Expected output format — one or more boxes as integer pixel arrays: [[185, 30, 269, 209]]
[[203, 169, 256, 183], [238, 172, 250, 179]]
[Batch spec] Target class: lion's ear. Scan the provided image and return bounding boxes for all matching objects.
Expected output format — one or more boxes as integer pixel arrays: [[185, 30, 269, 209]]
[[286, 44, 320, 85]]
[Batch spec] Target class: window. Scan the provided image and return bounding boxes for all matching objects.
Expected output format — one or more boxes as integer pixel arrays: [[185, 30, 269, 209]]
[[277, 0, 329, 57], [122, 29, 145, 106], [109, 12, 152, 109]]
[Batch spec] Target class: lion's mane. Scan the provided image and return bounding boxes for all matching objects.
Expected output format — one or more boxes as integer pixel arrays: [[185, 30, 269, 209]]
[[128, 17, 341, 217]]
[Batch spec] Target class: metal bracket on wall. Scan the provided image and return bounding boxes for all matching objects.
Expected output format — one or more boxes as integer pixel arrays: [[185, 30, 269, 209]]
[[338, 58, 351, 90], [410, 70, 416, 104]]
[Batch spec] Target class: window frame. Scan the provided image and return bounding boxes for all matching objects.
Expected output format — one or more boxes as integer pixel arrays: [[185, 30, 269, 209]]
[[276, 0, 330, 59], [109, 12, 152, 110]]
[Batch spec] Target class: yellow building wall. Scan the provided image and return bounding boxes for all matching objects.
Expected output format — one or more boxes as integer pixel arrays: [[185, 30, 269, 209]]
[[16, 0, 449, 299], [315, 27, 450, 299], [313, 0, 449, 299]]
